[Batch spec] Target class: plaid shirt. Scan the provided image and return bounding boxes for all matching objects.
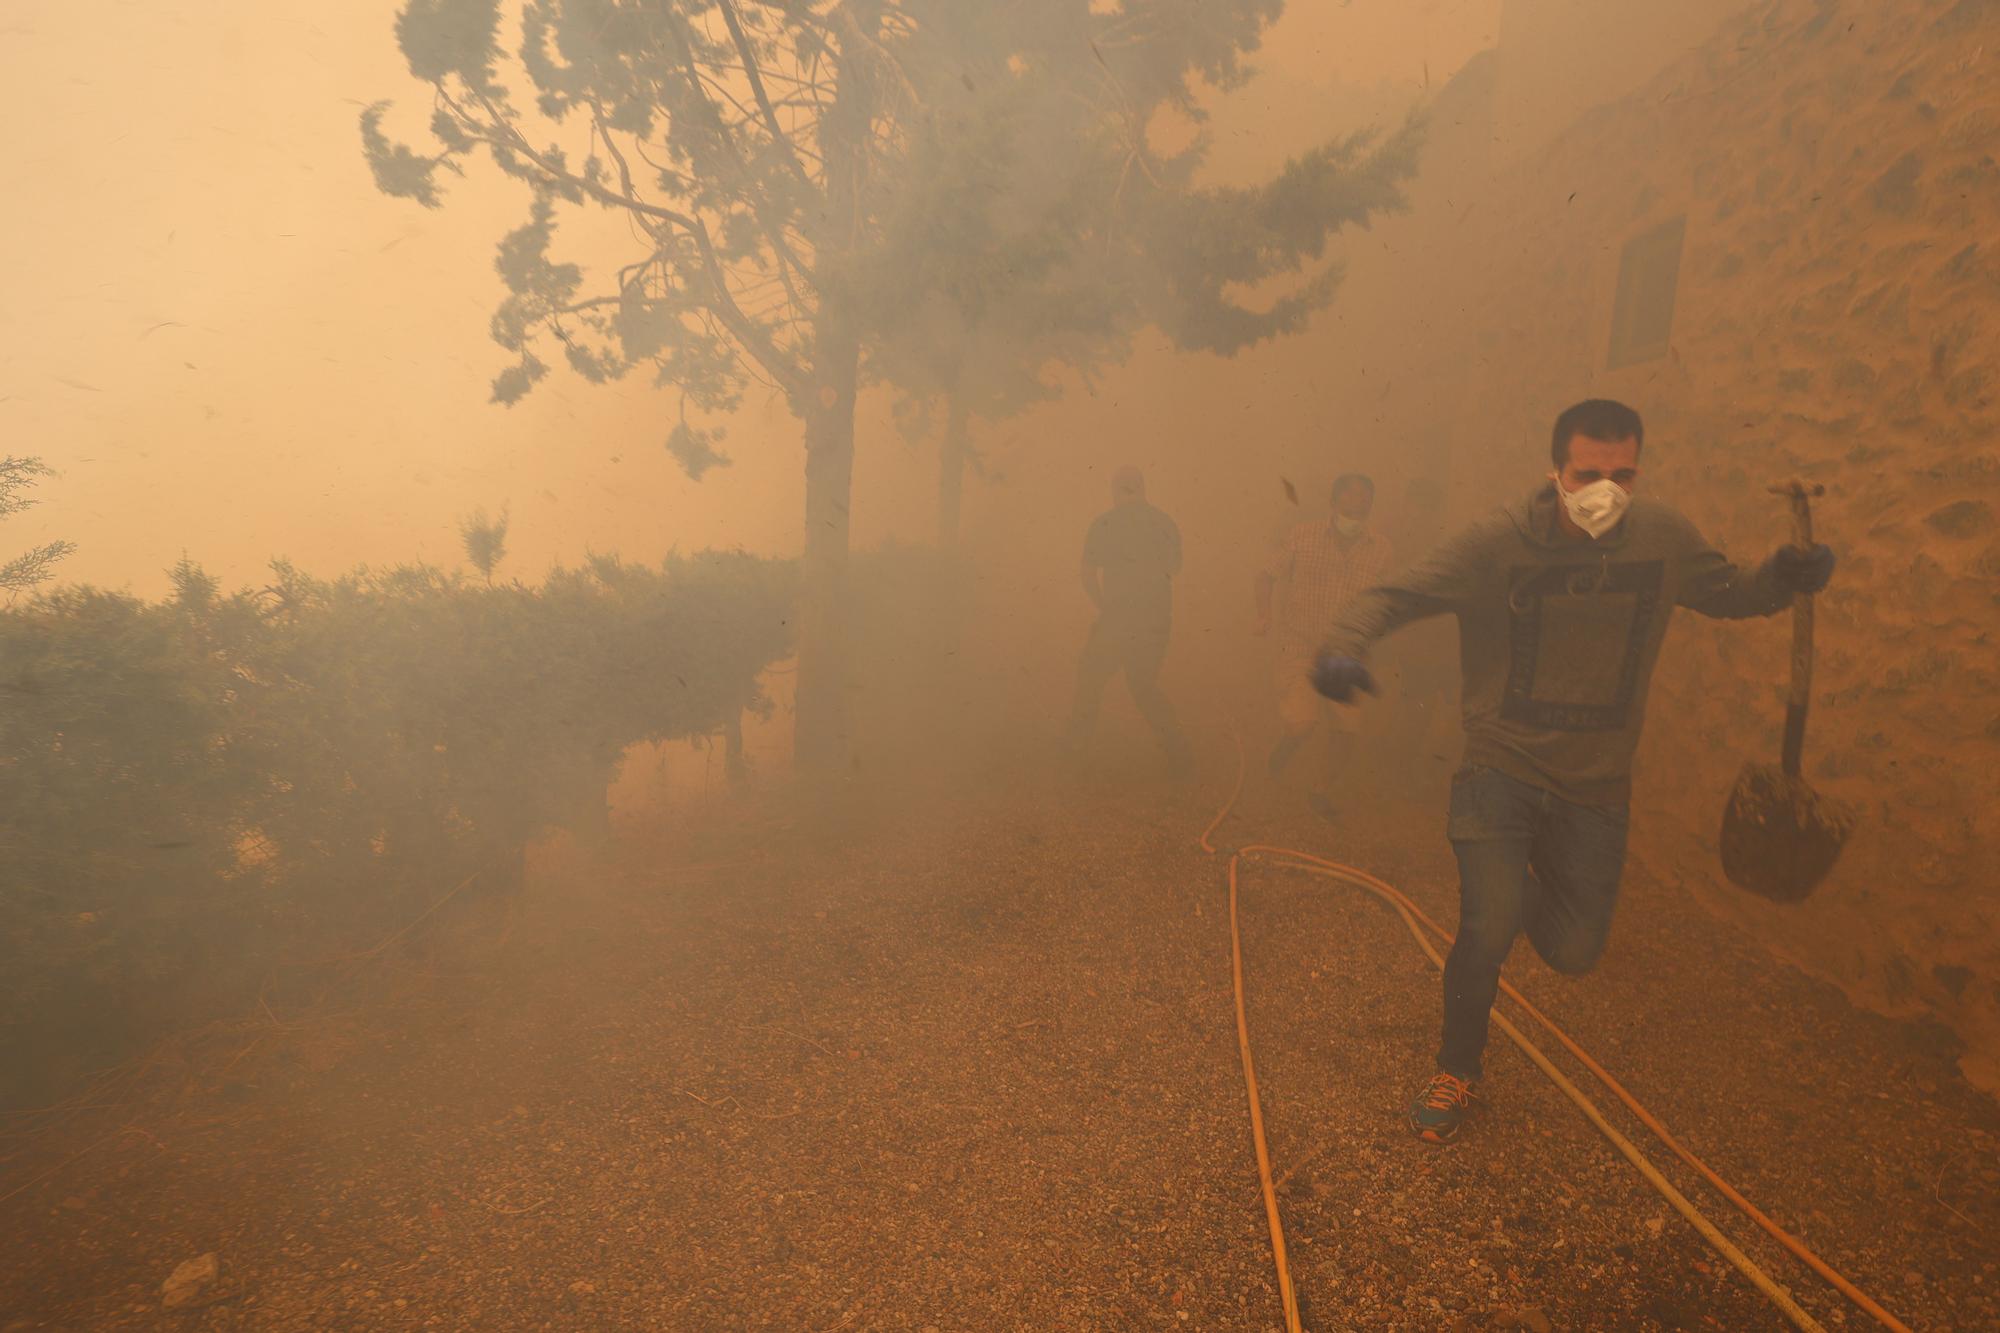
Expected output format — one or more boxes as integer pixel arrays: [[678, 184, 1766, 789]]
[[1266, 521, 1395, 651]]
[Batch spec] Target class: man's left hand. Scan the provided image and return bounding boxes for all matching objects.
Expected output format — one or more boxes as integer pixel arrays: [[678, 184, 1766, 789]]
[[1772, 543, 1836, 595]]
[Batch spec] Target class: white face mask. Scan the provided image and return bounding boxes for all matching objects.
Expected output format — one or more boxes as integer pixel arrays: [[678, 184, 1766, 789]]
[[1333, 516, 1367, 539], [1552, 473, 1632, 539]]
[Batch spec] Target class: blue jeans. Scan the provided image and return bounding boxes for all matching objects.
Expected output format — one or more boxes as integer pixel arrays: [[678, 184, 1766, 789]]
[[1437, 765, 1630, 1080]]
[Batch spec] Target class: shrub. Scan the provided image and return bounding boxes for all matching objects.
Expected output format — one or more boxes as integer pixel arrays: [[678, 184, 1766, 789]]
[[0, 551, 795, 1104]]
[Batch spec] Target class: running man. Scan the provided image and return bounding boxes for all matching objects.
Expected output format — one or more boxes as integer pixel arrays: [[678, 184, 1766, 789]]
[[1310, 401, 1835, 1143], [1063, 466, 1194, 775], [1255, 473, 1394, 816]]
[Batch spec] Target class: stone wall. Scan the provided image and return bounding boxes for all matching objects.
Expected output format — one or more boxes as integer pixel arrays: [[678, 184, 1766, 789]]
[[1370, 0, 2000, 1087], [1491, 0, 1755, 164]]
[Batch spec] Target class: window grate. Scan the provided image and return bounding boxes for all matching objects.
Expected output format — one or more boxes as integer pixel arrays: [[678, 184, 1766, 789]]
[[1607, 216, 1687, 369]]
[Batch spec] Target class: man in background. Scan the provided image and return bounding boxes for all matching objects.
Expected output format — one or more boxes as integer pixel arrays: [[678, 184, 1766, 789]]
[[1310, 400, 1836, 1144], [1063, 466, 1193, 776], [1255, 473, 1394, 816]]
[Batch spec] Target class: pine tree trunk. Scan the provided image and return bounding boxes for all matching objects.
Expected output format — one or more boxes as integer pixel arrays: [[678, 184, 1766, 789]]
[[930, 388, 973, 669], [794, 318, 859, 771], [792, 1, 874, 773], [937, 389, 969, 545]]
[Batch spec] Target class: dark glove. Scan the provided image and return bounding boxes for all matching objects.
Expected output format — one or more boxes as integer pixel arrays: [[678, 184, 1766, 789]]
[[1771, 543, 1835, 595], [1310, 654, 1377, 703]]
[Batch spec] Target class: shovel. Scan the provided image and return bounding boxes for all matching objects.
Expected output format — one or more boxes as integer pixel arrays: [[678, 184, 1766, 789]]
[[1719, 481, 1856, 903]]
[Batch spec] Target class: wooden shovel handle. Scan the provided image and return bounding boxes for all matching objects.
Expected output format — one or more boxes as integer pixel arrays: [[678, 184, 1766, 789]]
[[1768, 481, 1823, 776]]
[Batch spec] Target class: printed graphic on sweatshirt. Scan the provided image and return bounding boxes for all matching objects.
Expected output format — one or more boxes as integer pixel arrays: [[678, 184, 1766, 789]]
[[1501, 559, 1665, 732]]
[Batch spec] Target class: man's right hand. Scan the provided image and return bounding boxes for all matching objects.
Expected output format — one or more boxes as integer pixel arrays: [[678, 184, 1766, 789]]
[[1310, 654, 1377, 703], [1254, 614, 1271, 638]]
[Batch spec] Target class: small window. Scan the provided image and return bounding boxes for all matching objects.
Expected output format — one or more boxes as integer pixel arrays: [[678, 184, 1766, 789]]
[[1606, 216, 1687, 369]]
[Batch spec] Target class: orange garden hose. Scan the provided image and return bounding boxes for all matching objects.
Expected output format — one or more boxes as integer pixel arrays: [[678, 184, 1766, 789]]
[[1203, 727, 1908, 1333], [1223, 847, 1305, 1331]]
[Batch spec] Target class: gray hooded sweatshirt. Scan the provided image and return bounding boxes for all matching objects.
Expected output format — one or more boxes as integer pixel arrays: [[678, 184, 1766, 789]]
[[1322, 484, 1792, 807]]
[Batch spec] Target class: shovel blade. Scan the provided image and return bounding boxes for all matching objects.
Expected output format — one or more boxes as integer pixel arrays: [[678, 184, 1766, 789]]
[[1720, 762, 1855, 903]]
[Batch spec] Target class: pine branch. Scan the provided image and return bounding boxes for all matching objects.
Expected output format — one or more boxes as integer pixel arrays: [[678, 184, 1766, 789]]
[[716, 0, 816, 188], [658, 22, 819, 302], [452, 89, 809, 398]]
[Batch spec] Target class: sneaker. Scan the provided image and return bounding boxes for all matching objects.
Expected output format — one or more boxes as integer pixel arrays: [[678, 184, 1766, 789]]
[[1304, 789, 1339, 822], [1408, 1071, 1478, 1144]]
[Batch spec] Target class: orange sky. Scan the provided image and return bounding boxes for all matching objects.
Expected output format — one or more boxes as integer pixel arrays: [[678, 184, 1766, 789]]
[[0, 1, 1500, 596]]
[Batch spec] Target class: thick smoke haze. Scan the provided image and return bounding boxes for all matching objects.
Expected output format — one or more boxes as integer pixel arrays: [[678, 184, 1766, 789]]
[[6, 3, 1996, 1329], [2, 2, 1495, 596]]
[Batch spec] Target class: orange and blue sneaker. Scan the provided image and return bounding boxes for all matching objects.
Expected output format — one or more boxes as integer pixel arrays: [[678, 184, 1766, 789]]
[[1408, 1070, 1478, 1143]]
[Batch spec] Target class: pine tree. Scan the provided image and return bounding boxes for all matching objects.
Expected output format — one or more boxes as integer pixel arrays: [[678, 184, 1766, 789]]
[[0, 457, 75, 597], [363, 0, 1422, 765]]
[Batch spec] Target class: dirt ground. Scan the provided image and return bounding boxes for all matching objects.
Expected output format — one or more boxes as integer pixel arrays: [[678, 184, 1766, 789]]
[[3, 744, 1997, 1331]]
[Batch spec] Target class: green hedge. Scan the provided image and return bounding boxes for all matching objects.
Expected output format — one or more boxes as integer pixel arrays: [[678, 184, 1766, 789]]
[[0, 551, 795, 1103]]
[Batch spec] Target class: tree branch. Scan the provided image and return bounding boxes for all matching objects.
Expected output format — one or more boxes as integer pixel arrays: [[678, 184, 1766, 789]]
[[589, 101, 652, 229], [451, 90, 809, 397], [658, 25, 819, 306], [716, 0, 816, 189], [555, 296, 626, 316]]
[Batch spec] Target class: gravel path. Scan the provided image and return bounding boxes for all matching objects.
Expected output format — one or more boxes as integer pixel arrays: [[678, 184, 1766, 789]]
[[3, 760, 1995, 1331]]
